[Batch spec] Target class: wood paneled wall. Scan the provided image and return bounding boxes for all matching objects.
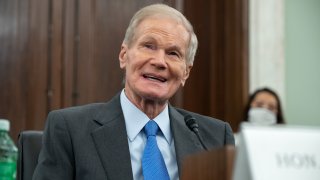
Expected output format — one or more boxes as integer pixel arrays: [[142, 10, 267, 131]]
[[183, 0, 249, 131], [0, 0, 247, 142], [0, 0, 50, 138]]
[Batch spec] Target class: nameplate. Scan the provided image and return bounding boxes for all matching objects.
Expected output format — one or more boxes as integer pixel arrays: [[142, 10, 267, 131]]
[[233, 123, 320, 180]]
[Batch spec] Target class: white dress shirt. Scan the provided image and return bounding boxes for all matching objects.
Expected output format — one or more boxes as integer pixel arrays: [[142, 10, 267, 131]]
[[120, 90, 179, 180]]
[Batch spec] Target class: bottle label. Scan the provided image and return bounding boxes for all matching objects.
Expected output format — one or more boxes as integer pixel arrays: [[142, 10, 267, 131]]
[[0, 161, 16, 180]]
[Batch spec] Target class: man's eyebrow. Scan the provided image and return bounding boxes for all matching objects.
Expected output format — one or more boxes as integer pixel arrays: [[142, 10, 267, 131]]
[[140, 36, 156, 42], [139, 36, 185, 55]]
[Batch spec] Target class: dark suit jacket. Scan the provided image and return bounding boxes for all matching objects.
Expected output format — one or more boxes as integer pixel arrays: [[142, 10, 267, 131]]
[[33, 93, 234, 180]]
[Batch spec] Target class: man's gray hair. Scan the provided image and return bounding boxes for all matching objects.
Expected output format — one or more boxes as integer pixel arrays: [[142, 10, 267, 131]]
[[123, 4, 198, 65]]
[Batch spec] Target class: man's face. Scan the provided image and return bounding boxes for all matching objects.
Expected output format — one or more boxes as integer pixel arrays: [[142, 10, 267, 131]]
[[119, 16, 192, 103]]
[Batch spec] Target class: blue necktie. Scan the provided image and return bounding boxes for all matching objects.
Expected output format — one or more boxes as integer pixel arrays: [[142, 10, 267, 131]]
[[142, 120, 170, 180]]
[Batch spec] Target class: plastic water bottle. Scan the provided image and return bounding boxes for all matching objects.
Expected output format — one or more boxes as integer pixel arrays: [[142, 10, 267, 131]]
[[0, 119, 17, 180]]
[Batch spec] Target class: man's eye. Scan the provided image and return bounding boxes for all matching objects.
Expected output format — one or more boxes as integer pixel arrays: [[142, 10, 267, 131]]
[[144, 44, 155, 49], [168, 51, 179, 57]]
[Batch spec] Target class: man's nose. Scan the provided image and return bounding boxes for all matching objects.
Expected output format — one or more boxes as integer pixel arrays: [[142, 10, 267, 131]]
[[151, 50, 167, 69]]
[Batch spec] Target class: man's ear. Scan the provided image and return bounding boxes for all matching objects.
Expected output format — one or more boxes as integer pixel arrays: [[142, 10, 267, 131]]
[[119, 43, 128, 69], [181, 64, 193, 86]]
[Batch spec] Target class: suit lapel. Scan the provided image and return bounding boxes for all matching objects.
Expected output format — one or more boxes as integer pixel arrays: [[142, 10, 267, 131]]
[[89, 94, 203, 179], [169, 106, 204, 175], [91, 94, 133, 180]]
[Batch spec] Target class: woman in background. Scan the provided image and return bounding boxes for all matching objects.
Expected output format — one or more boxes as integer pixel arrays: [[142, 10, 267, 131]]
[[243, 87, 285, 125], [235, 87, 286, 145]]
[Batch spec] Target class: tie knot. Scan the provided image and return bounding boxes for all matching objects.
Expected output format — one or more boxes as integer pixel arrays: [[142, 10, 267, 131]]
[[144, 120, 159, 137]]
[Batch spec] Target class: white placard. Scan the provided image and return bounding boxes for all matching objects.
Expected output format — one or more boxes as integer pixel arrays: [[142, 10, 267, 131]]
[[233, 123, 320, 180]]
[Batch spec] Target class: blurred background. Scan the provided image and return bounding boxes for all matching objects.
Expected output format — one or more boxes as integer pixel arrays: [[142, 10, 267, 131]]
[[0, 0, 319, 142]]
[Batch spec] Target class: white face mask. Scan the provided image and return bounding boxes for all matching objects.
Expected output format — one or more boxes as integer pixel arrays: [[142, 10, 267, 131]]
[[248, 107, 277, 125]]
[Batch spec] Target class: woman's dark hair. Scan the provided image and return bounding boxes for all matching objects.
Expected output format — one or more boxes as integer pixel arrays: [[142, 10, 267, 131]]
[[243, 87, 285, 124]]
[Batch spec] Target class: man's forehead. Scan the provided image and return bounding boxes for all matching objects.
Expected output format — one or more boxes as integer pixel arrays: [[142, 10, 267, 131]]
[[138, 16, 187, 34], [136, 18, 189, 44]]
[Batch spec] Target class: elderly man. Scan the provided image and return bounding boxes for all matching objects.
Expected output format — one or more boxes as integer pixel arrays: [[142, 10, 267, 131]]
[[33, 4, 234, 180]]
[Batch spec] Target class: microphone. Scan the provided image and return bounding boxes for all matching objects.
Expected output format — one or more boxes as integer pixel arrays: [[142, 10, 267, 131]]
[[184, 115, 208, 150]]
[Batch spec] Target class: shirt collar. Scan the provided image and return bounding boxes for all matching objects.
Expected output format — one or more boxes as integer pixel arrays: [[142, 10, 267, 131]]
[[120, 89, 172, 144]]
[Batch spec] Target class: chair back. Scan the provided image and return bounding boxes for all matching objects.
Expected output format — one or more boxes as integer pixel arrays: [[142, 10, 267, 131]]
[[17, 130, 43, 180]]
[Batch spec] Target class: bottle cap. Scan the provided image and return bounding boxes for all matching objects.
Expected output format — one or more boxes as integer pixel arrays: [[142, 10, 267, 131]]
[[0, 119, 10, 131]]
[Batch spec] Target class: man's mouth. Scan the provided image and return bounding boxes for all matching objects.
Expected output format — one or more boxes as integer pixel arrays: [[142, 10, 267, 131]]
[[143, 74, 167, 82]]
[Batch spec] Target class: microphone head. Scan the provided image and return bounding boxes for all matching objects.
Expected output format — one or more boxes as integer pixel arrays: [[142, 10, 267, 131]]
[[184, 115, 199, 131], [184, 114, 207, 150]]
